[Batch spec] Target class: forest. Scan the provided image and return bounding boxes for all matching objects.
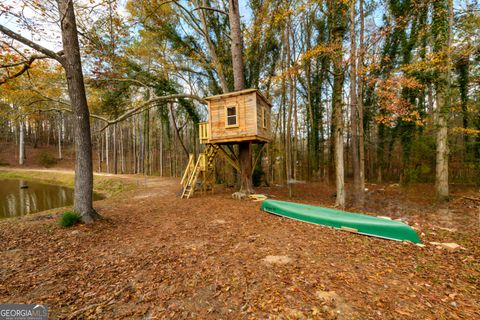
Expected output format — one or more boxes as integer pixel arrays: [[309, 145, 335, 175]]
[[0, 0, 479, 319]]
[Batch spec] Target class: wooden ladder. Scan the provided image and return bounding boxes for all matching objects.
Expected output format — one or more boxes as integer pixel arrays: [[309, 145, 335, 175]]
[[181, 153, 203, 199], [181, 144, 219, 199], [205, 144, 219, 169], [181, 154, 194, 187]]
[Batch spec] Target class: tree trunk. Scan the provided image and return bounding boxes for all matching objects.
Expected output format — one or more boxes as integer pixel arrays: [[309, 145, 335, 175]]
[[159, 119, 164, 176], [229, 0, 245, 91], [133, 121, 137, 174], [57, 0, 99, 222], [143, 109, 150, 175], [228, 0, 253, 193], [350, 1, 361, 206], [19, 117, 25, 165], [358, 0, 366, 204], [436, 113, 449, 200], [120, 124, 125, 173], [239, 142, 253, 193], [285, 23, 294, 197], [433, 0, 451, 201], [328, 0, 347, 207], [113, 123, 118, 174], [57, 112, 63, 159], [97, 134, 102, 173], [105, 126, 110, 173], [138, 115, 144, 174]]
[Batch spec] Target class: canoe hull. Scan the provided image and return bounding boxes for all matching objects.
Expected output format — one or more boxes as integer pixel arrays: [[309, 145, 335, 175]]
[[261, 200, 421, 244]]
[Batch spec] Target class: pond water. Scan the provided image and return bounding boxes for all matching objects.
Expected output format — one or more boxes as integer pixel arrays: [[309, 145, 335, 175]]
[[0, 179, 101, 219]]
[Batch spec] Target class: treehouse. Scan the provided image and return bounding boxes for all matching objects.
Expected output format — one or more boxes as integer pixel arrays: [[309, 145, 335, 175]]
[[181, 89, 272, 199], [199, 89, 272, 144]]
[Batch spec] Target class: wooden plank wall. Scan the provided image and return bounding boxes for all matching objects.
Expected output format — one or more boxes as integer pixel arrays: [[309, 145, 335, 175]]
[[208, 92, 257, 142], [255, 93, 271, 141]]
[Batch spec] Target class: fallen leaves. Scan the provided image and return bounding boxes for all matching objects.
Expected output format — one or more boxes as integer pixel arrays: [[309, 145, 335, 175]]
[[0, 177, 478, 319]]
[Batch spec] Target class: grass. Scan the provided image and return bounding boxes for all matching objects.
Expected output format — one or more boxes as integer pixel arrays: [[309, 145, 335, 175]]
[[0, 169, 134, 197], [37, 151, 58, 168], [58, 211, 82, 227], [0, 170, 75, 187], [94, 178, 131, 196]]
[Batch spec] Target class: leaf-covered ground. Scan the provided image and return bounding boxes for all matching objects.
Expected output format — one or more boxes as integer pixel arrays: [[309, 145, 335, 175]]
[[0, 174, 478, 319]]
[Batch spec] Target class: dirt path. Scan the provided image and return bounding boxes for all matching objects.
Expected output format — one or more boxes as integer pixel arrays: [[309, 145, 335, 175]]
[[0, 174, 478, 319]]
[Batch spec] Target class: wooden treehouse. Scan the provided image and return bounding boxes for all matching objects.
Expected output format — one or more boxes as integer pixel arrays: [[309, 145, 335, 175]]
[[181, 89, 272, 198]]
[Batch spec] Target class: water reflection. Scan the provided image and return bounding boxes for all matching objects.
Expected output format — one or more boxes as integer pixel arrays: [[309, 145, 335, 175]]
[[0, 179, 101, 218]]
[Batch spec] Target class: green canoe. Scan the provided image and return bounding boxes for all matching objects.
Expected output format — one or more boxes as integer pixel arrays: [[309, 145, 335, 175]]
[[261, 200, 421, 243]]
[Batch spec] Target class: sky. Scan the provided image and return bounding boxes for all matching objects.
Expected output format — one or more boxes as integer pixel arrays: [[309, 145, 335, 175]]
[[0, 0, 255, 53], [0, 0, 129, 52], [1, 1, 63, 52]]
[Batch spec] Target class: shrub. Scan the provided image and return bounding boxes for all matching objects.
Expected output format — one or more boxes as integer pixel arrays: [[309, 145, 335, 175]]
[[403, 164, 431, 184], [252, 166, 264, 187], [38, 151, 57, 168], [58, 211, 81, 227]]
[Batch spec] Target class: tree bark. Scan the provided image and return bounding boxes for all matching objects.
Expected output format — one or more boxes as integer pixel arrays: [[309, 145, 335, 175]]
[[105, 126, 110, 173], [239, 142, 253, 193], [433, 0, 451, 201], [57, 112, 63, 159], [120, 124, 125, 173], [57, 0, 99, 222], [436, 113, 449, 200], [113, 123, 118, 174], [19, 117, 25, 165], [328, 0, 347, 207], [229, 0, 245, 91], [159, 119, 164, 176], [358, 0, 366, 204], [228, 0, 253, 193], [350, 1, 361, 206]]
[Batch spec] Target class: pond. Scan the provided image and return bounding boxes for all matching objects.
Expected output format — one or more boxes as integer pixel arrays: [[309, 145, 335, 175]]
[[0, 179, 102, 219]]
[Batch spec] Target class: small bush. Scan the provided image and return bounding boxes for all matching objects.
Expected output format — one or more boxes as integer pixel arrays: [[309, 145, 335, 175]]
[[38, 151, 57, 168], [58, 211, 81, 227], [252, 166, 264, 187]]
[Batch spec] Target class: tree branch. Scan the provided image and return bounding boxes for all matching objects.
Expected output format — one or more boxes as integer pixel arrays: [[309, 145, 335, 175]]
[[193, 6, 228, 15], [21, 88, 206, 133], [0, 62, 31, 85], [0, 24, 65, 63], [106, 94, 207, 125], [92, 77, 152, 88], [0, 54, 53, 85], [1, 54, 46, 68], [169, 103, 189, 156]]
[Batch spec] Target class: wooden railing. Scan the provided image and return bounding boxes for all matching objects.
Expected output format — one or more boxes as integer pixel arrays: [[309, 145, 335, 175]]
[[199, 122, 209, 144]]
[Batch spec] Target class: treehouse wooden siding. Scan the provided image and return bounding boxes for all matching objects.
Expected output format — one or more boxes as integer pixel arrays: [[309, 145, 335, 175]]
[[256, 94, 271, 141], [205, 89, 271, 144]]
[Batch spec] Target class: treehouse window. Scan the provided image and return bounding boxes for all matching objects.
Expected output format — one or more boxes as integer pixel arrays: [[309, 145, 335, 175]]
[[225, 105, 238, 127], [262, 107, 267, 129]]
